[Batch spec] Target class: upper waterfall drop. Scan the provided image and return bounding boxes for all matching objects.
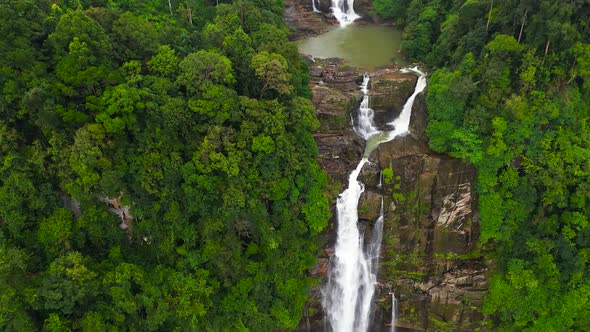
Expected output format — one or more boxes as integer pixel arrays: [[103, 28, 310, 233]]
[[384, 67, 427, 141], [331, 0, 360, 27]]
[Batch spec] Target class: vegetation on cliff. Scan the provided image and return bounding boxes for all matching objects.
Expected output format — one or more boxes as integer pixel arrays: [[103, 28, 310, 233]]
[[0, 0, 330, 330], [375, 0, 590, 330]]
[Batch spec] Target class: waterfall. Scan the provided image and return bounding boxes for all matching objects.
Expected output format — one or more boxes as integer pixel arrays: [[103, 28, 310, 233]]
[[354, 73, 378, 139], [322, 67, 426, 332], [312, 0, 321, 13], [368, 198, 384, 273], [331, 0, 360, 27], [384, 67, 428, 141], [390, 292, 397, 332]]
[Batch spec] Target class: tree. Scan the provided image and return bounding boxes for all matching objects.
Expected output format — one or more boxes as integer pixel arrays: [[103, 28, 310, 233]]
[[250, 51, 292, 97], [372, 0, 409, 21], [147, 45, 179, 78], [177, 50, 235, 95], [38, 209, 74, 259], [111, 12, 160, 62], [39, 252, 97, 317]]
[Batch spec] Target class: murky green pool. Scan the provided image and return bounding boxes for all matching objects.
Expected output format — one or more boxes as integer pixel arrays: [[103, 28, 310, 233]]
[[297, 25, 404, 69]]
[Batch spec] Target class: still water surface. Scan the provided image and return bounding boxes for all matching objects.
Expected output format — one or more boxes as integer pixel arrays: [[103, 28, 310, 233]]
[[297, 25, 404, 69]]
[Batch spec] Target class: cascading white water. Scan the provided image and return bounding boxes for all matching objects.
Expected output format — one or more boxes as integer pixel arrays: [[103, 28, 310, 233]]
[[312, 0, 321, 13], [323, 67, 426, 332], [390, 292, 397, 332], [331, 0, 360, 27], [368, 198, 384, 273], [384, 67, 428, 140], [354, 73, 379, 139]]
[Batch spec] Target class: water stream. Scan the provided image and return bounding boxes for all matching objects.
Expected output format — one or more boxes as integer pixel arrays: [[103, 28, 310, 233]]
[[322, 67, 427, 332]]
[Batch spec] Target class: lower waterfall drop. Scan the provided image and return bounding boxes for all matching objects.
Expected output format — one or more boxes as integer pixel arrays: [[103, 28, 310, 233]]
[[322, 67, 426, 332]]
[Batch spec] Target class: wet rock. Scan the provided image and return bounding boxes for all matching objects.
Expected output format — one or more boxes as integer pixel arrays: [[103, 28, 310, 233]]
[[369, 69, 418, 129], [358, 158, 380, 187], [315, 131, 364, 182], [314, 0, 332, 15], [374, 148, 484, 330], [324, 246, 335, 256], [285, 0, 333, 39], [409, 91, 428, 137], [310, 58, 365, 183], [309, 258, 330, 277], [358, 190, 383, 221]]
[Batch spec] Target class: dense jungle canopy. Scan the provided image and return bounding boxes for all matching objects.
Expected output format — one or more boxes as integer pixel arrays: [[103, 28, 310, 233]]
[[0, 0, 330, 330], [374, 0, 590, 330], [3, 0, 590, 330]]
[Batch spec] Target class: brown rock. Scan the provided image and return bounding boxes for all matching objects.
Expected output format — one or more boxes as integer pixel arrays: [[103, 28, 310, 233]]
[[308, 258, 330, 277], [284, 0, 333, 40], [368, 69, 418, 129], [324, 247, 335, 256], [358, 190, 383, 221]]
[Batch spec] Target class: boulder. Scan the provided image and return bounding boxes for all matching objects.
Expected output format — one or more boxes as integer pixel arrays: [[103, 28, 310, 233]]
[[358, 190, 383, 221]]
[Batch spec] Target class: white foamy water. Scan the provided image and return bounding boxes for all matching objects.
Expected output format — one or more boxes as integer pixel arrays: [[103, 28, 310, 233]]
[[322, 67, 426, 332], [331, 0, 360, 27]]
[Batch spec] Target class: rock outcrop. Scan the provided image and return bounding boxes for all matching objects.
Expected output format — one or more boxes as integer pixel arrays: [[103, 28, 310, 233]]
[[303, 58, 488, 331], [285, 0, 333, 39], [284, 0, 378, 40]]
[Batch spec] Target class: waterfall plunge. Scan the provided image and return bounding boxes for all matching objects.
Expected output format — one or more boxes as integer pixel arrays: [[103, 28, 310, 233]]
[[331, 0, 360, 27], [322, 67, 426, 332]]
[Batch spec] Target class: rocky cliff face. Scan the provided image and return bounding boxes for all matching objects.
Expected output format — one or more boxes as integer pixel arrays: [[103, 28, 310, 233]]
[[303, 58, 488, 331]]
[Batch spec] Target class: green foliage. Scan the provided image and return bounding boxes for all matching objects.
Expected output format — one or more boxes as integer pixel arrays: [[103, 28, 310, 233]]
[[38, 209, 74, 258], [382, 167, 394, 184], [251, 51, 293, 97], [393, 0, 590, 329], [111, 12, 160, 62], [0, 1, 328, 330], [177, 50, 235, 93], [373, 0, 409, 21]]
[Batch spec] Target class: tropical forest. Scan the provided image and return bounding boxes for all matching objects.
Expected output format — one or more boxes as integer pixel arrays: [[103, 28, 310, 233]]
[[1, 0, 589, 331]]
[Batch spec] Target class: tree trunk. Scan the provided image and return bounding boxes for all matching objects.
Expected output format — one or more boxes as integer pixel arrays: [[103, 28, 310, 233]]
[[486, 0, 494, 32], [518, 9, 527, 43], [168, 0, 173, 16], [187, 3, 193, 25], [542, 36, 551, 65]]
